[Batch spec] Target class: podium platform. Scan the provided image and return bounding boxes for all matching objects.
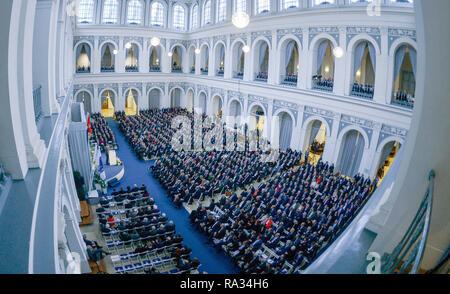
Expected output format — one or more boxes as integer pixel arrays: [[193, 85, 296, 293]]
[[108, 150, 117, 165]]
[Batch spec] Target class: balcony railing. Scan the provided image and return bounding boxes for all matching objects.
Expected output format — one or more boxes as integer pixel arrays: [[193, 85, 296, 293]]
[[280, 74, 298, 87], [255, 72, 268, 82], [381, 170, 435, 274], [76, 67, 90, 73], [125, 66, 139, 72], [33, 85, 43, 123], [391, 92, 415, 109], [190, 67, 195, 74], [30, 80, 74, 273], [172, 66, 182, 73], [216, 68, 224, 77], [100, 66, 115, 73], [149, 66, 161, 72], [233, 71, 244, 79], [312, 78, 334, 92], [201, 68, 208, 75], [350, 84, 374, 100]]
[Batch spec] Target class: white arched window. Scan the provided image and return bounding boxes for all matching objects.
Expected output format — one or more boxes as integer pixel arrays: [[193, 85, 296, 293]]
[[217, 0, 227, 22], [234, 0, 247, 13], [127, 0, 143, 25], [281, 0, 299, 10], [102, 0, 120, 24], [77, 0, 95, 24], [173, 4, 186, 30], [255, 0, 270, 14], [191, 4, 199, 29], [203, 0, 212, 25], [150, 1, 165, 27]]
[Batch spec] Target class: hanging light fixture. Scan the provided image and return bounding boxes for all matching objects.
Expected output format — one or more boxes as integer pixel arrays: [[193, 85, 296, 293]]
[[168, 52, 173, 57], [113, 49, 118, 55], [232, 12, 250, 29], [333, 46, 344, 58], [125, 42, 132, 49], [150, 37, 161, 47], [242, 45, 250, 53], [195, 48, 201, 55]]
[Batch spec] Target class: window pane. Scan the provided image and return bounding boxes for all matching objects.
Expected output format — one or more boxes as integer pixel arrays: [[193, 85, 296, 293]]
[[173, 5, 185, 30], [217, 0, 227, 22], [127, 0, 143, 25], [77, 0, 95, 24], [256, 0, 270, 14], [103, 0, 120, 24], [151, 2, 164, 26], [235, 0, 247, 13], [204, 0, 211, 25], [191, 5, 198, 29]]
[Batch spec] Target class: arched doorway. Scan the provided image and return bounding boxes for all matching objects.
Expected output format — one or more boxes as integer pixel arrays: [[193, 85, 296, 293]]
[[75, 91, 92, 115], [125, 89, 138, 116], [171, 46, 183, 72], [248, 104, 265, 140], [198, 92, 207, 114], [392, 44, 416, 108], [277, 112, 293, 151], [228, 100, 242, 127], [336, 129, 365, 177], [148, 88, 161, 109], [304, 120, 327, 164], [280, 39, 299, 86], [200, 44, 209, 74], [187, 89, 194, 112], [100, 43, 115, 72], [149, 45, 161, 72], [76, 43, 91, 73], [254, 40, 269, 82], [375, 141, 402, 185], [212, 95, 223, 118], [312, 39, 335, 92], [215, 43, 225, 76], [171, 88, 182, 108], [100, 90, 115, 117], [232, 41, 245, 79], [351, 41, 376, 99], [125, 43, 139, 72]]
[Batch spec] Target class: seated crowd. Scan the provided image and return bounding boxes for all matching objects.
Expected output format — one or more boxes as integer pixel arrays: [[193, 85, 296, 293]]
[[95, 183, 201, 274], [152, 148, 302, 208], [189, 158, 375, 273], [116, 108, 191, 160], [90, 113, 117, 151]]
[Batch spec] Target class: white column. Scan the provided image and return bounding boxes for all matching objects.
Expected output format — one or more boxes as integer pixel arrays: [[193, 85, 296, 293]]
[[224, 35, 232, 79], [374, 27, 390, 104], [33, 0, 60, 116], [117, 37, 125, 73], [117, 84, 125, 111], [360, 123, 382, 178], [208, 39, 214, 77], [93, 36, 100, 74], [267, 30, 277, 84], [141, 39, 149, 73], [323, 113, 341, 164], [243, 33, 251, 81], [0, 0, 30, 179], [333, 26, 346, 96], [298, 29, 308, 89]]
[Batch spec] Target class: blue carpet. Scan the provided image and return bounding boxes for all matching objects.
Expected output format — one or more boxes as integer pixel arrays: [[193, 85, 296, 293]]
[[106, 118, 239, 274]]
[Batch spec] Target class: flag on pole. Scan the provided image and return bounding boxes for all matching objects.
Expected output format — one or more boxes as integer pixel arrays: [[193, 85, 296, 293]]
[[99, 155, 106, 180], [87, 116, 92, 135]]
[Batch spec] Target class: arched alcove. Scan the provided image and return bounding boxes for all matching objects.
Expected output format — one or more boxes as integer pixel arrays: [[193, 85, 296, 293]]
[[75, 43, 91, 73], [232, 41, 245, 79], [280, 39, 299, 86], [336, 129, 366, 177], [214, 42, 225, 76], [75, 91, 92, 115], [125, 43, 139, 72], [212, 95, 223, 117], [277, 112, 293, 151], [149, 45, 161, 72], [198, 92, 207, 114], [253, 39, 270, 82], [100, 90, 115, 117], [375, 141, 402, 184], [351, 40, 376, 99], [187, 89, 194, 111], [148, 88, 162, 109], [200, 44, 209, 74], [392, 44, 417, 108], [228, 99, 242, 127], [100, 43, 115, 72], [304, 119, 328, 163], [170, 88, 182, 108], [312, 39, 335, 92], [171, 46, 183, 72], [125, 89, 139, 115]]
